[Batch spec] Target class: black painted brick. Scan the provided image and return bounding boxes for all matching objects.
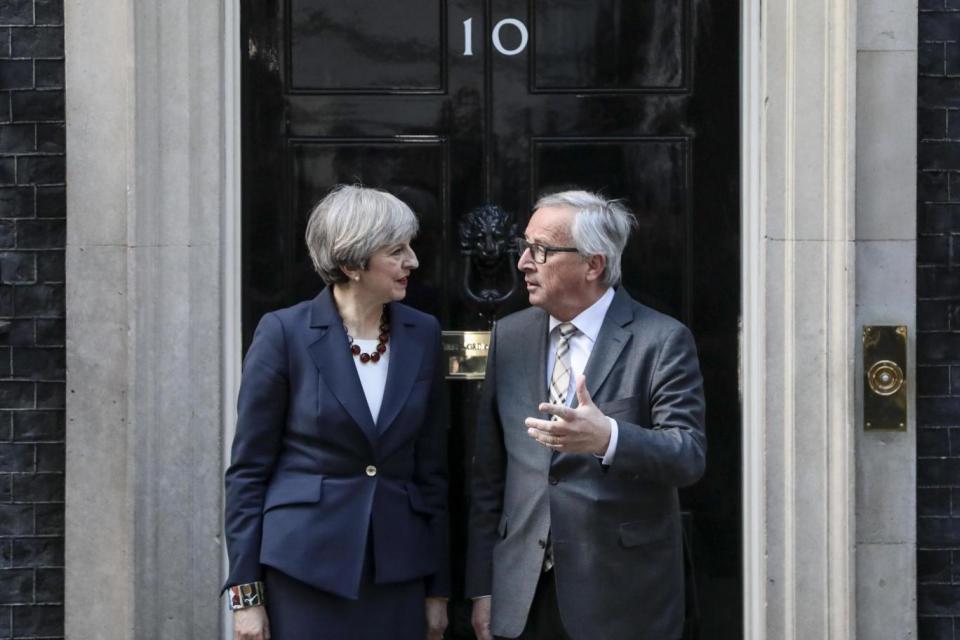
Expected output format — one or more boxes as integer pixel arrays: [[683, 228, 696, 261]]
[[11, 473, 62, 503], [10, 27, 62, 58], [0, 60, 30, 91], [0, 382, 30, 408], [35, 567, 62, 603], [920, 517, 960, 546], [0, 474, 10, 502], [950, 111, 960, 139], [11, 536, 62, 567], [921, 77, 960, 110], [0, 91, 9, 123], [0, 503, 30, 534], [36, 250, 61, 283], [947, 0, 960, 9], [0, 1, 32, 26], [921, 457, 960, 487], [16, 219, 62, 248], [0, 411, 10, 440], [34, 443, 60, 472], [918, 425, 949, 456], [921, 549, 953, 583], [35, 122, 61, 152], [12, 604, 62, 637], [920, 487, 952, 516], [10, 89, 62, 122], [952, 366, 960, 395], [34, 320, 60, 347], [34, 1, 62, 26], [0, 346, 10, 377], [0, 156, 14, 185], [920, 172, 950, 202], [0, 285, 13, 316], [34, 504, 60, 535], [919, 366, 951, 395], [921, 0, 947, 9], [34, 59, 61, 89], [920, 397, 960, 426], [920, 300, 952, 331], [0, 252, 35, 283], [1, 320, 32, 346], [13, 283, 63, 316], [923, 43, 947, 77], [0, 187, 31, 218], [0, 123, 32, 153], [921, 617, 955, 639], [921, 584, 960, 616], [35, 185, 61, 217], [12, 347, 62, 380], [16, 155, 63, 185], [0, 569, 31, 604], [922, 142, 960, 171], [919, 333, 960, 364], [949, 43, 960, 76], [921, 108, 949, 140], [12, 412, 60, 442], [922, 12, 960, 41], [0, 444, 32, 472], [920, 235, 951, 264], [35, 382, 62, 408]]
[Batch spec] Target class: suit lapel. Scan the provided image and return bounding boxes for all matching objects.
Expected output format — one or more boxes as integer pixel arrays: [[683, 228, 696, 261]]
[[306, 288, 378, 447], [376, 304, 422, 434], [577, 287, 633, 406]]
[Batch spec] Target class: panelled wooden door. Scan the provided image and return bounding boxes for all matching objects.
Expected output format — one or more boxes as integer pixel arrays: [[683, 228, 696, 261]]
[[242, 1, 740, 636]]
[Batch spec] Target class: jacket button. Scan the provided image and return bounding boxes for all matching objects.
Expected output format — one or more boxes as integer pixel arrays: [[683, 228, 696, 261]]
[[548, 476, 559, 485], [365, 465, 377, 477]]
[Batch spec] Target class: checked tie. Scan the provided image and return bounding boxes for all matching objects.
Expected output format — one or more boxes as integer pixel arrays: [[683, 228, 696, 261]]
[[549, 322, 578, 407], [543, 322, 577, 572]]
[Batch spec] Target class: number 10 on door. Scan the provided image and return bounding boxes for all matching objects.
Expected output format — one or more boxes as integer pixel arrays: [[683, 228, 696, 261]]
[[463, 18, 529, 56]]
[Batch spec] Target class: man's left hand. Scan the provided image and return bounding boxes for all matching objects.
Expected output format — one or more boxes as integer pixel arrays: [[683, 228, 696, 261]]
[[526, 375, 611, 455]]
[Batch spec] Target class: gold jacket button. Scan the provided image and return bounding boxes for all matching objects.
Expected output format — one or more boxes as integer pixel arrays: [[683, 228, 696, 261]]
[[365, 465, 377, 477]]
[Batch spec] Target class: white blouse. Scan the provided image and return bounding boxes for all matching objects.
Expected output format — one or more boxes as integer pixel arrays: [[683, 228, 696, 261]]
[[351, 338, 389, 424]]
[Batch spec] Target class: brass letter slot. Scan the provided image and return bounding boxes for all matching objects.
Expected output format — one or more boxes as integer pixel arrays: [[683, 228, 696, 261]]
[[442, 331, 490, 380], [862, 325, 907, 431]]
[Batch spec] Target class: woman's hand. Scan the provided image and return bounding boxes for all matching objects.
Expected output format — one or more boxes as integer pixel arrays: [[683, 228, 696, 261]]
[[234, 605, 270, 640], [425, 597, 448, 640]]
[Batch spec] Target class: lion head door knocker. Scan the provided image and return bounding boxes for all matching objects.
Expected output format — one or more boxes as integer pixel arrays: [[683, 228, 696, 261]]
[[458, 205, 521, 325]]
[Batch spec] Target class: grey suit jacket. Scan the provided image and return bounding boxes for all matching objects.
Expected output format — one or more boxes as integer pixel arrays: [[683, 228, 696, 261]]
[[466, 287, 706, 640]]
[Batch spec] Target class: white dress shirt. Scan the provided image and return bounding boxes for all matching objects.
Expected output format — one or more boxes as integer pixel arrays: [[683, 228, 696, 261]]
[[546, 287, 619, 465]]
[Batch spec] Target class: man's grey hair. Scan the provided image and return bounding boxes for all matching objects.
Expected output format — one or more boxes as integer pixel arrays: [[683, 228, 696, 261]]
[[305, 185, 419, 284], [534, 190, 638, 286]]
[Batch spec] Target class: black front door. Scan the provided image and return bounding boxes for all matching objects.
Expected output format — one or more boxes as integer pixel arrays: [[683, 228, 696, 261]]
[[242, 1, 740, 637]]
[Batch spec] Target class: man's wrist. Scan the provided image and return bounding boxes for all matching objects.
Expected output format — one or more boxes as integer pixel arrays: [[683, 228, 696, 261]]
[[593, 415, 612, 456]]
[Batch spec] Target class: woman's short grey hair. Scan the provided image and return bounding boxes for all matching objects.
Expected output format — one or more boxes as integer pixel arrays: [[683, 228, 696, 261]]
[[534, 190, 637, 286], [305, 185, 419, 284]]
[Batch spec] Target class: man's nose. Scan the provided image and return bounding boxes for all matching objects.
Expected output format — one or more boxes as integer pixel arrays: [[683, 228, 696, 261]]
[[517, 248, 534, 272]]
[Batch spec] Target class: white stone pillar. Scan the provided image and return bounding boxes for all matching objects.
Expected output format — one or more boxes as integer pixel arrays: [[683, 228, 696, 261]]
[[744, 0, 859, 636], [64, 1, 226, 638]]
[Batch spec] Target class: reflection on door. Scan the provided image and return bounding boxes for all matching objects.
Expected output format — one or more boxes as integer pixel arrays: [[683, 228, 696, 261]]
[[242, 1, 740, 636]]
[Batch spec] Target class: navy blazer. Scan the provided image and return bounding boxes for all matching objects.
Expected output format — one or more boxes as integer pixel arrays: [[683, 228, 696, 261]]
[[224, 288, 449, 599]]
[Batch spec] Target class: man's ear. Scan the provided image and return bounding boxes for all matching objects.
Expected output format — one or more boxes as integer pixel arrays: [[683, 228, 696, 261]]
[[584, 254, 606, 282]]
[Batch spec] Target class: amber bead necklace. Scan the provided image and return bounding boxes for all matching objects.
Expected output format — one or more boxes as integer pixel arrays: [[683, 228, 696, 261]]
[[344, 305, 389, 364]]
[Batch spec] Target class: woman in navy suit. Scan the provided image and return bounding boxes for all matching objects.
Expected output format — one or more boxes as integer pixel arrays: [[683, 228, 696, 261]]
[[224, 185, 449, 640]]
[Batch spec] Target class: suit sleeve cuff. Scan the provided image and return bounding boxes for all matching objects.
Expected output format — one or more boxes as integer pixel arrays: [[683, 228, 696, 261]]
[[598, 417, 618, 465]]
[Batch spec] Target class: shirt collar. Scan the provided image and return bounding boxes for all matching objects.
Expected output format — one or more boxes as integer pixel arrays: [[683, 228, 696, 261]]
[[548, 287, 615, 343]]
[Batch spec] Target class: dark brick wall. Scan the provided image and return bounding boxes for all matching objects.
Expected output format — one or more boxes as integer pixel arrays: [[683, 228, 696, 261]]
[[0, 1, 64, 639], [919, 2, 960, 638]]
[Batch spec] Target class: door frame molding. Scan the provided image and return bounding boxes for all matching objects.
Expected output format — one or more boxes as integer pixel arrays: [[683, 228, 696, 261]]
[[63, 0, 862, 636]]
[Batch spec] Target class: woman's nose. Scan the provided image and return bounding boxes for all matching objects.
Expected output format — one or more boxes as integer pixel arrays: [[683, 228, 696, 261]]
[[406, 247, 419, 270]]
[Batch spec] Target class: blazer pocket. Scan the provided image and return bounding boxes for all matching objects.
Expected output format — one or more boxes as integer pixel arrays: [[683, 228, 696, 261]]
[[405, 482, 434, 516], [497, 514, 509, 539], [618, 517, 673, 548], [262, 475, 324, 512], [598, 394, 644, 417]]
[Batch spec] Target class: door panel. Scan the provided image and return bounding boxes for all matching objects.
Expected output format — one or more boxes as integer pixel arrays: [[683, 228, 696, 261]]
[[242, 0, 740, 636]]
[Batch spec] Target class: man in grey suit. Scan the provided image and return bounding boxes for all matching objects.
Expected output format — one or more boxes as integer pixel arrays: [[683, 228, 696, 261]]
[[466, 191, 706, 640]]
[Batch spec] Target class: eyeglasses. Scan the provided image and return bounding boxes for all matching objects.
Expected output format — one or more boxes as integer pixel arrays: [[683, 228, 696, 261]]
[[514, 238, 580, 264]]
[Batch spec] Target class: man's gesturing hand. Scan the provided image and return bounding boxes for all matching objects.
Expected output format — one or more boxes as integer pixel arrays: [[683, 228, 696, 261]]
[[526, 375, 611, 455]]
